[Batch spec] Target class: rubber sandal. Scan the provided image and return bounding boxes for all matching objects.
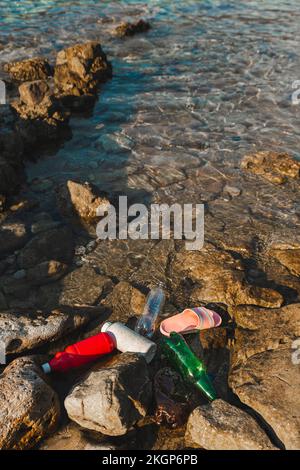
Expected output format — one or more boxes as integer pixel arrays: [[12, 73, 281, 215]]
[[159, 306, 222, 337]]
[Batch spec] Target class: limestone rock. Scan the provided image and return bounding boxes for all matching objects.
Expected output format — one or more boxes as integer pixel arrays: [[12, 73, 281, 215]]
[[0, 222, 28, 257], [54, 42, 112, 97], [17, 226, 74, 269], [229, 303, 300, 449], [0, 357, 60, 449], [19, 80, 50, 108], [170, 243, 283, 308], [0, 260, 68, 295], [102, 281, 146, 323], [37, 265, 113, 309], [0, 306, 102, 354], [186, 399, 276, 450], [3, 58, 53, 81], [270, 247, 300, 278], [114, 20, 151, 38], [241, 151, 300, 184], [65, 353, 152, 436], [57, 180, 110, 224], [230, 349, 300, 450], [229, 304, 300, 366]]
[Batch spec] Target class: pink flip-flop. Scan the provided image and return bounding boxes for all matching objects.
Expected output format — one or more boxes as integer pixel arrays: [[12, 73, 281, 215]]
[[159, 307, 222, 337]]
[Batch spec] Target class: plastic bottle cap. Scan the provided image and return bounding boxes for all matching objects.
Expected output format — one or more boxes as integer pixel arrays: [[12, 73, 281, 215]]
[[101, 321, 112, 333], [41, 362, 51, 374]]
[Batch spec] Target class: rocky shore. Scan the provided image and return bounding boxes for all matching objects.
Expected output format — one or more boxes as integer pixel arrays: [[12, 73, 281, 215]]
[[0, 26, 300, 451]]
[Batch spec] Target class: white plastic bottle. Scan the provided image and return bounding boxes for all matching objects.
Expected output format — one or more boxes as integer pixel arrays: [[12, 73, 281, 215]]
[[101, 321, 157, 363]]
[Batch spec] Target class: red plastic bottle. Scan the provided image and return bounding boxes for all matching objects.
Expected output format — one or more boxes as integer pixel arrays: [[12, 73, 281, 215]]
[[41, 332, 115, 373]]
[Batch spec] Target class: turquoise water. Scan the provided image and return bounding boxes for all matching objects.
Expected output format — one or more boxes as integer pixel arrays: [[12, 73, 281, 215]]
[[0, 0, 300, 197]]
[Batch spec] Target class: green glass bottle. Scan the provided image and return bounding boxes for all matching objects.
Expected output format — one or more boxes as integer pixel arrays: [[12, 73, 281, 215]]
[[160, 332, 217, 401]]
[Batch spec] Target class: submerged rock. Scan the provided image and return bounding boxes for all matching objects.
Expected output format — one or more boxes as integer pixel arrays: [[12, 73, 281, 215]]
[[0, 357, 60, 450], [186, 399, 276, 450], [241, 151, 300, 184], [170, 242, 283, 308], [38, 265, 113, 309], [17, 226, 74, 269], [102, 281, 146, 323], [0, 222, 29, 257], [3, 57, 53, 82], [65, 353, 152, 436], [54, 41, 112, 97], [0, 105, 24, 195], [12, 80, 70, 149], [0, 260, 68, 296], [114, 20, 151, 38], [57, 180, 110, 226]]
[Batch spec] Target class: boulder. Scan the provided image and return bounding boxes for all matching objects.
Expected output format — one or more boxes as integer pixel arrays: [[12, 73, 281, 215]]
[[54, 42, 112, 97], [229, 304, 300, 366], [229, 303, 300, 449], [230, 349, 300, 450], [18, 80, 50, 108], [57, 180, 110, 225], [3, 57, 53, 81], [186, 399, 276, 450], [241, 151, 300, 184], [0, 357, 60, 449], [65, 353, 152, 436]]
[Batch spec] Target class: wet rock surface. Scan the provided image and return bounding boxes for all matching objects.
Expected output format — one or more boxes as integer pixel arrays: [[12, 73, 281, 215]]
[[3, 58, 53, 82], [0, 357, 60, 450], [114, 20, 151, 38], [186, 399, 276, 450], [241, 151, 300, 185], [57, 180, 110, 228], [54, 41, 112, 98], [65, 353, 152, 436]]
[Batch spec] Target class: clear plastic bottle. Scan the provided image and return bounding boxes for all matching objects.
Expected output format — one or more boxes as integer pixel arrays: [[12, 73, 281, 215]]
[[135, 284, 165, 338]]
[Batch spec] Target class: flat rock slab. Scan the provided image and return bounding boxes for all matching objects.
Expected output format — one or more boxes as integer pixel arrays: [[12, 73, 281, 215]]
[[38, 265, 113, 309], [0, 357, 60, 449], [65, 353, 152, 436], [17, 226, 74, 269], [186, 399, 276, 450], [170, 242, 283, 308], [241, 151, 300, 184], [0, 306, 102, 354]]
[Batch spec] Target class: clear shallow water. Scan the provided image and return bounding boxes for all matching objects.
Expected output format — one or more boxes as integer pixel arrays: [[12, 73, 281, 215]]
[[1, 0, 300, 198]]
